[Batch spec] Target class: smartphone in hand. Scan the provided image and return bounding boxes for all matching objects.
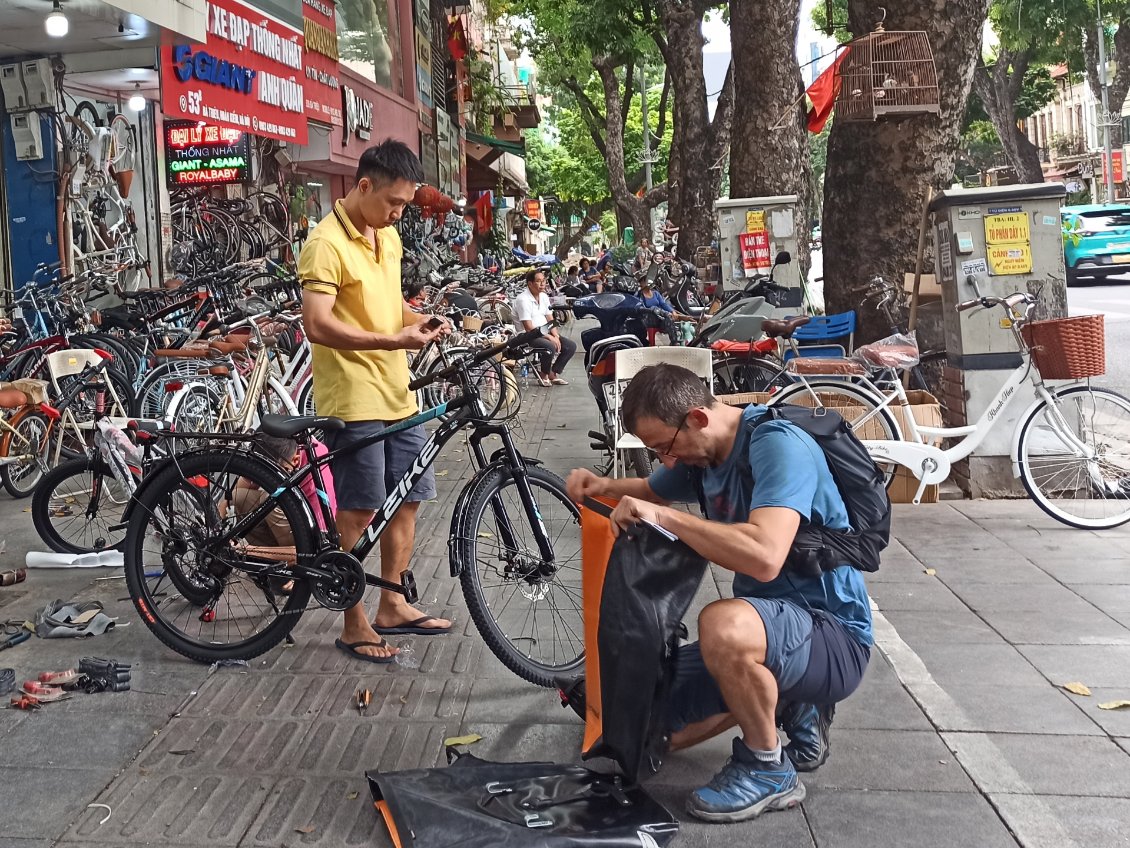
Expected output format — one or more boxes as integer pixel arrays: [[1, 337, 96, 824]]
[[425, 315, 444, 330]]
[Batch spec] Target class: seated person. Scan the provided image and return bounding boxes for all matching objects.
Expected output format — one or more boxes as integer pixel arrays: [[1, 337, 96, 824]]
[[566, 364, 871, 824]]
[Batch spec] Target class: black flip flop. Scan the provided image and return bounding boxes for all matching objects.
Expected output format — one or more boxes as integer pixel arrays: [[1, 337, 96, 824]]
[[334, 638, 396, 664], [374, 615, 452, 636]]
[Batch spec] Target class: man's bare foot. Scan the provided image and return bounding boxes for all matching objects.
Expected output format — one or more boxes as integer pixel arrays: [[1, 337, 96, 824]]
[[373, 604, 453, 633], [337, 622, 399, 660]]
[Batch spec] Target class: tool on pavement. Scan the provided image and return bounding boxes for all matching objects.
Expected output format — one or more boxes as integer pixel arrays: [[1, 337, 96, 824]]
[[76, 657, 131, 693], [356, 688, 371, 717]]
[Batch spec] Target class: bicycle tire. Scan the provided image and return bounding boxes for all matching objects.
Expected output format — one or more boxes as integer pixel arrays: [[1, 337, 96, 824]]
[[769, 379, 902, 487], [123, 450, 315, 663], [108, 114, 135, 169], [712, 355, 789, 395], [0, 410, 53, 497], [1017, 385, 1130, 529], [627, 448, 653, 478], [455, 465, 584, 687], [32, 456, 128, 553]]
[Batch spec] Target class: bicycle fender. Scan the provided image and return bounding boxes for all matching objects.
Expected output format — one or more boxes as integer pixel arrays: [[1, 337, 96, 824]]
[[446, 455, 543, 577]]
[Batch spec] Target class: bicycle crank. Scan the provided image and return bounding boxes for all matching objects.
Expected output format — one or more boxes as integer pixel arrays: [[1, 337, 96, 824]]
[[309, 550, 367, 611]]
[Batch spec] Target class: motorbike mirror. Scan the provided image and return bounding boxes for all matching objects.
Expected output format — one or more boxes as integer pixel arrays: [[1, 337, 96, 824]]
[[774, 251, 792, 266]]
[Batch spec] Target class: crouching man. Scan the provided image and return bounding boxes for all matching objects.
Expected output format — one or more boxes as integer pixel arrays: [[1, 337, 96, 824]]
[[566, 364, 872, 823]]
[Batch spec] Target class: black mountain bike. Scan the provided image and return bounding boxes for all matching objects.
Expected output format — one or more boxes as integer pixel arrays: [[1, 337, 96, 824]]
[[122, 326, 583, 687]]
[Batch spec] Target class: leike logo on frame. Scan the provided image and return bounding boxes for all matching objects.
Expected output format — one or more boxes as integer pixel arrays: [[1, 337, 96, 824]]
[[161, 0, 308, 144]]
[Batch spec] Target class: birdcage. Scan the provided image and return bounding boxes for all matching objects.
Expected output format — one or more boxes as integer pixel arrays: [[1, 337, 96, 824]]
[[834, 20, 940, 122]]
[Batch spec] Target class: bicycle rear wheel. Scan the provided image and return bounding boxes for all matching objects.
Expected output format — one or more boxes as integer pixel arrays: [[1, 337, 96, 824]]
[[454, 465, 584, 687], [0, 410, 53, 497], [32, 457, 129, 553], [1017, 385, 1130, 529], [769, 380, 902, 487], [712, 355, 789, 395], [123, 451, 314, 663]]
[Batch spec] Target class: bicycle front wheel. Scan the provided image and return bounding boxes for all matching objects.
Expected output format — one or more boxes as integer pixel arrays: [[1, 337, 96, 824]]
[[123, 451, 315, 663], [454, 465, 584, 687], [0, 410, 53, 497], [32, 457, 129, 553], [1017, 386, 1130, 529]]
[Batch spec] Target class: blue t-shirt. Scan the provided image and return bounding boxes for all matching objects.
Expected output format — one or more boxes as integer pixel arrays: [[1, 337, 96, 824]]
[[640, 290, 674, 313], [648, 405, 874, 646]]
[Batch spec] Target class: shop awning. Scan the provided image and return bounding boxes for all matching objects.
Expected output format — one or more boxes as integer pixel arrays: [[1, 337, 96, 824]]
[[466, 132, 526, 158]]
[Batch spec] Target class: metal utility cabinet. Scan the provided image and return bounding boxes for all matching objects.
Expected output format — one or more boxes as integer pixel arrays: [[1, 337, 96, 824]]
[[929, 183, 1068, 497], [714, 196, 803, 312]]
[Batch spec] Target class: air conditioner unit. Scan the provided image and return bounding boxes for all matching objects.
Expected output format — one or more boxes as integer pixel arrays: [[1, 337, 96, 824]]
[[0, 64, 27, 110], [11, 113, 44, 161], [21, 59, 52, 108]]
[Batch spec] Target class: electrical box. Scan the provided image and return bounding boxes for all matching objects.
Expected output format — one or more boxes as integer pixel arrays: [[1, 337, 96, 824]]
[[929, 182, 1068, 497], [714, 195, 804, 313], [21, 59, 52, 109], [10, 112, 43, 160], [0, 63, 27, 110]]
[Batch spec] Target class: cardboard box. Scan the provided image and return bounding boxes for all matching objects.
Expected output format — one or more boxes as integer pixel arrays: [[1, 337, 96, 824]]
[[903, 272, 942, 301], [718, 389, 943, 504]]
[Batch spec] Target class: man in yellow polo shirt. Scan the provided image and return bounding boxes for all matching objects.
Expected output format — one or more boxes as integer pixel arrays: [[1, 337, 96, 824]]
[[299, 140, 450, 664]]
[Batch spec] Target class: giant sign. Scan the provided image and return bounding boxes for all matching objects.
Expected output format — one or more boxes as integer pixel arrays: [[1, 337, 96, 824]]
[[161, 0, 308, 144], [342, 84, 373, 145], [302, 0, 342, 125], [164, 120, 251, 187]]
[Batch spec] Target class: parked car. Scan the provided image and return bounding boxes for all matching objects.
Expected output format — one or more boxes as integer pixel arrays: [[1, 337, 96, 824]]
[[1062, 203, 1130, 285], [809, 225, 822, 250]]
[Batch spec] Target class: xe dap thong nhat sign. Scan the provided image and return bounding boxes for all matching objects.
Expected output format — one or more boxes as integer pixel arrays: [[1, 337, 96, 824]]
[[161, 0, 308, 144], [164, 120, 251, 187]]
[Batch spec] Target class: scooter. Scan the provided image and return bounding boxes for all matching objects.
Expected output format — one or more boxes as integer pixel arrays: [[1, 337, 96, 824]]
[[688, 251, 794, 348], [572, 291, 679, 477]]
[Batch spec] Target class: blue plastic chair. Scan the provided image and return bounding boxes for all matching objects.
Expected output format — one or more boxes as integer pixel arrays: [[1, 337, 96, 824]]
[[782, 311, 856, 361]]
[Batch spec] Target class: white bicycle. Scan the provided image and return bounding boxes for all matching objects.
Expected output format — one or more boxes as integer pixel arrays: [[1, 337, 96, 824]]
[[770, 292, 1130, 529]]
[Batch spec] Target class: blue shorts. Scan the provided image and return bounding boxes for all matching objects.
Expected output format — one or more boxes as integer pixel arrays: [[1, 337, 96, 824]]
[[322, 420, 437, 512], [666, 597, 870, 732]]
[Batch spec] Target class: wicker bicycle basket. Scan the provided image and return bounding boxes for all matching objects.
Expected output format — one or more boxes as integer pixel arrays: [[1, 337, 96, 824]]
[[1020, 314, 1105, 380]]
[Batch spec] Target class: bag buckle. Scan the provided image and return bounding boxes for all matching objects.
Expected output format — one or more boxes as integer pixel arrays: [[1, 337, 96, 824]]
[[484, 782, 513, 795], [524, 812, 553, 828]]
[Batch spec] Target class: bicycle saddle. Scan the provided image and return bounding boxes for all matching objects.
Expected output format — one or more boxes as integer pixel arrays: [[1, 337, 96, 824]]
[[259, 414, 345, 438], [760, 316, 811, 339]]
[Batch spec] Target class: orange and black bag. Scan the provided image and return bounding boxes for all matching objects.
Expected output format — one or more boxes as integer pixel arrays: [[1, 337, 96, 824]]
[[579, 497, 707, 784]]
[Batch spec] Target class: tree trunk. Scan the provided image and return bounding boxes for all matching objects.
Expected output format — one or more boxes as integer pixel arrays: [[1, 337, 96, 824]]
[[555, 200, 612, 259], [728, 0, 811, 278], [823, 0, 989, 342], [1083, 12, 1130, 150], [658, 0, 730, 260], [971, 51, 1044, 184]]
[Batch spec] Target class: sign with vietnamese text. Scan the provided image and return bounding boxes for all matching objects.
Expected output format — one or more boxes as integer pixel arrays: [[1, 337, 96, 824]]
[[302, 0, 341, 125], [164, 120, 250, 187], [984, 206, 1032, 275], [738, 230, 771, 276], [1104, 150, 1125, 185], [161, 0, 308, 144], [523, 199, 541, 219]]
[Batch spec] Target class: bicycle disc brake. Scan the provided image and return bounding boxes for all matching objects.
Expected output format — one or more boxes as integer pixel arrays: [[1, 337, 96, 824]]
[[310, 550, 366, 611]]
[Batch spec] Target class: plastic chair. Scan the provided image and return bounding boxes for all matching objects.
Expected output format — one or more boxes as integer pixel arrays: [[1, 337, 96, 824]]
[[782, 311, 856, 361], [45, 349, 107, 394], [611, 347, 713, 477]]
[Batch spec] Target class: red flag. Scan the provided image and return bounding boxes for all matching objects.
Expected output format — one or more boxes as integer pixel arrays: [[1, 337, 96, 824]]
[[473, 192, 493, 235], [447, 17, 468, 61], [806, 48, 850, 133]]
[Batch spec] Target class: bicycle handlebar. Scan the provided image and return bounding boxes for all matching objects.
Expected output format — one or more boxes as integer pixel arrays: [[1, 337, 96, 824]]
[[407, 324, 554, 392], [956, 292, 1038, 313]]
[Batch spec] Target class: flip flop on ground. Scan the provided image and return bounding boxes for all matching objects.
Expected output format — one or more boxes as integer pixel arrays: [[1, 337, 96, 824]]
[[374, 615, 452, 636], [334, 637, 396, 664]]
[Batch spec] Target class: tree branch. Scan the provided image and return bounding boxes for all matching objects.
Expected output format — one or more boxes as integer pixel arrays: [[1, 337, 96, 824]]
[[655, 68, 671, 141], [561, 78, 609, 159], [621, 61, 635, 129]]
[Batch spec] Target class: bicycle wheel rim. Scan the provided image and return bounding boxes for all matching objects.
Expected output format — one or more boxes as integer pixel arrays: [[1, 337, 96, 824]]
[[458, 468, 584, 685], [34, 458, 129, 552], [1, 412, 51, 496], [124, 453, 312, 661], [1019, 387, 1130, 529]]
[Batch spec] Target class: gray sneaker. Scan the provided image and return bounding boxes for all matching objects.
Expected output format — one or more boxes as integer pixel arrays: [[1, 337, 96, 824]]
[[780, 702, 834, 772]]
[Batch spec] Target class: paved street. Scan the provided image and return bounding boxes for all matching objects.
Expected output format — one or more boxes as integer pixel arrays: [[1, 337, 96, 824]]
[[1069, 277, 1130, 396], [2, 323, 1130, 848]]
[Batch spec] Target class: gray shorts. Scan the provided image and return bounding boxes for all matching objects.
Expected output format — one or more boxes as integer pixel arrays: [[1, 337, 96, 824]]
[[666, 597, 870, 732], [322, 420, 437, 512]]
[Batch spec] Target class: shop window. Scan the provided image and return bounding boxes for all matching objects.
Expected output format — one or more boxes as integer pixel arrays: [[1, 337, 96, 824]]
[[337, 0, 404, 95]]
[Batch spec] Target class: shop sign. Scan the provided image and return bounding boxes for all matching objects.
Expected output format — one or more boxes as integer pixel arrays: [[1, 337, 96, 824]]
[[302, 0, 342, 125], [342, 84, 373, 145], [164, 119, 251, 187], [161, 0, 308, 144], [415, 27, 433, 110], [523, 199, 541, 219]]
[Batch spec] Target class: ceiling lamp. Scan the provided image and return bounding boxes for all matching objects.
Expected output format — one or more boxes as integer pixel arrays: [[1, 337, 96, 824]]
[[45, 1, 68, 37], [128, 83, 145, 112]]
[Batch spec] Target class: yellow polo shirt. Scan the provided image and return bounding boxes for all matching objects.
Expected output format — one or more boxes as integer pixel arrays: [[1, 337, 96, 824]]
[[298, 201, 417, 422]]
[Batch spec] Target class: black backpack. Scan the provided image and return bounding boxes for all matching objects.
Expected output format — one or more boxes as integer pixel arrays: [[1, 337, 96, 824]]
[[694, 403, 891, 577]]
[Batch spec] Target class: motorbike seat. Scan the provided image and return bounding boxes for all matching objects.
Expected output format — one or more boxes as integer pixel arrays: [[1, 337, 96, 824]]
[[761, 316, 811, 339]]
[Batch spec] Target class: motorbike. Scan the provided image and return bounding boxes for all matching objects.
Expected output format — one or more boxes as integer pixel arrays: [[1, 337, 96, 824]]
[[688, 251, 794, 348], [572, 290, 679, 478]]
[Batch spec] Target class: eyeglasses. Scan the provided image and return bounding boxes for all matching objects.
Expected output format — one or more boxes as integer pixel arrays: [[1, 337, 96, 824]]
[[657, 410, 691, 458]]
